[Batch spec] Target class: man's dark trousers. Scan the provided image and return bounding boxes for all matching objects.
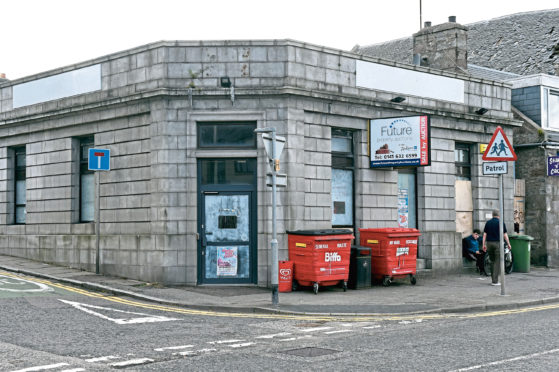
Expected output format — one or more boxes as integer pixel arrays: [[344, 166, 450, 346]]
[[487, 241, 501, 284]]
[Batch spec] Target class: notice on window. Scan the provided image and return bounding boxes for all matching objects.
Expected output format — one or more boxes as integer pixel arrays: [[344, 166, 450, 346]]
[[217, 247, 238, 276], [398, 188, 409, 228]]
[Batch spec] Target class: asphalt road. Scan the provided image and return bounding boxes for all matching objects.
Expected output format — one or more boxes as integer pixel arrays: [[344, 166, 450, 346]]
[[1, 272, 559, 371]]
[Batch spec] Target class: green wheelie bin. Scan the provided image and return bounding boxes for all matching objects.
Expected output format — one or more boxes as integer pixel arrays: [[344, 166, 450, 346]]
[[509, 235, 534, 273]]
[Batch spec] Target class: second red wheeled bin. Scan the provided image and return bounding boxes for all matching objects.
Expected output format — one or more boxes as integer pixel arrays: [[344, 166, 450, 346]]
[[288, 229, 354, 294], [359, 228, 421, 286]]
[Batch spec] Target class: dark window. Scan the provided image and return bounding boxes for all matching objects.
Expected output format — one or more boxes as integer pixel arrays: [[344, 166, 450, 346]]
[[331, 129, 354, 227], [219, 215, 238, 229], [455, 143, 471, 180], [331, 129, 354, 168], [79, 137, 94, 222], [198, 122, 256, 148], [14, 147, 26, 224], [200, 159, 256, 185]]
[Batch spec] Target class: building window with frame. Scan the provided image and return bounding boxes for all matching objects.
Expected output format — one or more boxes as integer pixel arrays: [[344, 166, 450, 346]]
[[197, 121, 256, 149], [455, 143, 472, 180], [546, 89, 559, 130], [79, 136, 95, 222], [14, 147, 26, 224], [331, 129, 354, 227]]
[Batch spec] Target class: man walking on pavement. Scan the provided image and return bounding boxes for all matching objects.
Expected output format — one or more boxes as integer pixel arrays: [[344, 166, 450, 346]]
[[482, 209, 512, 285]]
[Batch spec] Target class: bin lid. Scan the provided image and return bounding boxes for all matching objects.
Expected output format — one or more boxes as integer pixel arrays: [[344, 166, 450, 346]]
[[359, 228, 420, 233], [509, 235, 534, 241], [287, 229, 353, 236]]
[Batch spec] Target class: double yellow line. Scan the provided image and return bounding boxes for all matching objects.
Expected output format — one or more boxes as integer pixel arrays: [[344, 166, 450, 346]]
[[3, 270, 559, 322]]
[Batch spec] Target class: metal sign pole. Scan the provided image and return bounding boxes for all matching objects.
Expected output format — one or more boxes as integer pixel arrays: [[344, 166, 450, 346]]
[[499, 173, 506, 295], [271, 129, 279, 306], [95, 171, 101, 275]]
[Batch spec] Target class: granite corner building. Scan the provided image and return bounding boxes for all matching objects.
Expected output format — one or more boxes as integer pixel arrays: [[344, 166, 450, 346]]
[[0, 40, 519, 286]]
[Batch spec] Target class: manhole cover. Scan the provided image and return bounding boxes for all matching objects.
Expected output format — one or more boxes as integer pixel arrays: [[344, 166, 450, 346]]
[[282, 347, 340, 358]]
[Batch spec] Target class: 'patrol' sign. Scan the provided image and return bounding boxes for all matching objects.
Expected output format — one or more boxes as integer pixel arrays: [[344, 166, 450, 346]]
[[88, 148, 110, 171], [483, 161, 507, 175]]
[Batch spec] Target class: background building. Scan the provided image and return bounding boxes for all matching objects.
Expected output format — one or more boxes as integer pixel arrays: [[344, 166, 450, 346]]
[[353, 9, 559, 267]]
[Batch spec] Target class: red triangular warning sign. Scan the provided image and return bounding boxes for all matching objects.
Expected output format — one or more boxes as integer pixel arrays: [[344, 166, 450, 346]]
[[482, 126, 517, 161]]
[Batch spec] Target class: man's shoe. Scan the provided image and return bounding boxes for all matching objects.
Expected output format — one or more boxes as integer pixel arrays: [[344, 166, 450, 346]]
[[491, 282, 500, 286]]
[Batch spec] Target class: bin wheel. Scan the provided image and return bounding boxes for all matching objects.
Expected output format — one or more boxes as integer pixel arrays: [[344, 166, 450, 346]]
[[292, 281, 299, 292], [343, 281, 347, 292], [410, 275, 417, 285], [382, 277, 392, 287], [313, 282, 319, 295]]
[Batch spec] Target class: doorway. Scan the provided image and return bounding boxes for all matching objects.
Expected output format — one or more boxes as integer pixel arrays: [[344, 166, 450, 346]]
[[197, 159, 257, 284]]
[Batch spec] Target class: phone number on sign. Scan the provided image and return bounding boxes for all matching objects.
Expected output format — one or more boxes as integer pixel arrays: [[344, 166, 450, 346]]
[[375, 153, 418, 160]]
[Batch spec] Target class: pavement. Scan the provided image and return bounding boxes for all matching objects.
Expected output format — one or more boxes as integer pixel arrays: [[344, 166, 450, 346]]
[[2, 254, 559, 316]]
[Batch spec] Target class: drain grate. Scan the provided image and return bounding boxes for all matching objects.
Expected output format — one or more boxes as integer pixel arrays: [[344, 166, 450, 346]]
[[282, 347, 340, 358]]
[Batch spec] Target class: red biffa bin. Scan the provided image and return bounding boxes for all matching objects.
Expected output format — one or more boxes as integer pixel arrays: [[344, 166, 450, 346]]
[[278, 261, 293, 293], [359, 228, 421, 286], [288, 229, 354, 294]]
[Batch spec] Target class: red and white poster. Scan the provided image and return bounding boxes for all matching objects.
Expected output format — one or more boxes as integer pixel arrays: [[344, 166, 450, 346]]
[[217, 247, 238, 276]]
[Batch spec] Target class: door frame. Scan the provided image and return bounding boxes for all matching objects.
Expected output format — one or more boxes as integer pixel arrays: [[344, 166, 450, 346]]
[[197, 160, 257, 285]]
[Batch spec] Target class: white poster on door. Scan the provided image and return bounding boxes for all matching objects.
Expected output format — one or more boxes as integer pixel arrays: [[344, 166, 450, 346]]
[[217, 247, 238, 276]]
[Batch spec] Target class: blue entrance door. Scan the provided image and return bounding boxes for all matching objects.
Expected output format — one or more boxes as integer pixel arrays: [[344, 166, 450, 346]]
[[197, 159, 257, 284]]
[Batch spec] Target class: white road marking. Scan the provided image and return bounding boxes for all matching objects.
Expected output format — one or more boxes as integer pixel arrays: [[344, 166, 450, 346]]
[[0, 275, 53, 293], [109, 358, 154, 367], [299, 326, 333, 333], [178, 348, 217, 356], [12, 363, 69, 372], [449, 348, 559, 371], [154, 345, 194, 351], [255, 332, 292, 339], [278, 335, 313, 342], [363, 325, 382, 329], [60, 369, 86, 372], [207, 339, 244, 345], [59, 299, 179, 325], [324, 329, 353, 335], [229, 342, 256, 348], [85, 355, 119, 363]]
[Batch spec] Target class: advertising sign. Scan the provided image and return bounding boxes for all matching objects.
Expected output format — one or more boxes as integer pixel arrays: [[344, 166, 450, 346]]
[[548, 156, 559, 176], [369, 115, 430, 168]]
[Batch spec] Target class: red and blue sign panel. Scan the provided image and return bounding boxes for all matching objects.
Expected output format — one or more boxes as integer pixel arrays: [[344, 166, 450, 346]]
[[88, 148, 110, 171]]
